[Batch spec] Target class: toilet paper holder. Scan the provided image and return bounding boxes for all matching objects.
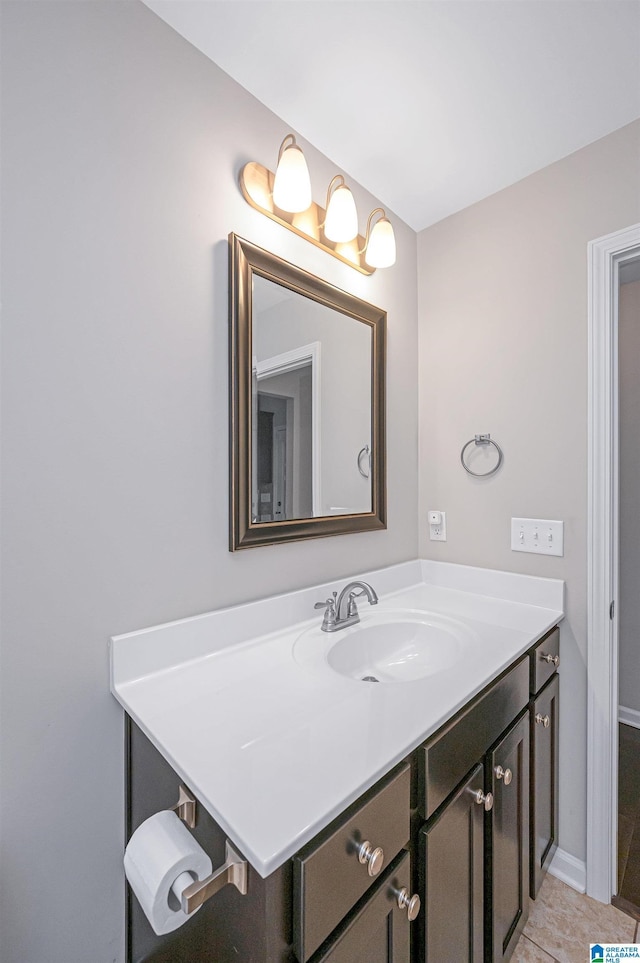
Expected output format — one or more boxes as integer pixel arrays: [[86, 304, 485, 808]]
[[180, 840, 248, 914], [173, 785, 197, 829], [171, 785, 248, 912]]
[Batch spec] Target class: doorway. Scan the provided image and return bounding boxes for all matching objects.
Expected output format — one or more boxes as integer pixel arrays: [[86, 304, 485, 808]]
[[587, 224, 640, 906], [254, 341, 321, 519], [256, 393, 291, 522], [256, 362, 314, 522], [615, 256, 640, 916]]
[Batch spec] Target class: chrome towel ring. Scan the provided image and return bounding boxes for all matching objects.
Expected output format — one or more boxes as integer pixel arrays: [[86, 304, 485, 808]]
[[460, 434, 503, 477]]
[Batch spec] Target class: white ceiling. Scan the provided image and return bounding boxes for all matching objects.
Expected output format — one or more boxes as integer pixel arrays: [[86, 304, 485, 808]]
[[143, 0, 640, 231]]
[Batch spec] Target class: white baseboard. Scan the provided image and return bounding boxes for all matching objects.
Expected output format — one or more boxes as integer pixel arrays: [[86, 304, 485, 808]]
[[619, 705, 640, 730], [549, 848, 586, 893]]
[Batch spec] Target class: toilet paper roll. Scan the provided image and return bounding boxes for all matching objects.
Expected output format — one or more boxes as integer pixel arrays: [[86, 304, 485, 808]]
[[124, 809, 213, 935]]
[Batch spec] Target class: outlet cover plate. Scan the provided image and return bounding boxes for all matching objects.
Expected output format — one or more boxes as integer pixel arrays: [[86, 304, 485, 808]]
[[429, 511, 447, 541], [511, 517, 563, 557]]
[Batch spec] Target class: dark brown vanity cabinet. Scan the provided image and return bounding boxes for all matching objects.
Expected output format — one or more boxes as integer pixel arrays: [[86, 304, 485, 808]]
[[417, 658, 532, 963], [529, 627, 560, 898]]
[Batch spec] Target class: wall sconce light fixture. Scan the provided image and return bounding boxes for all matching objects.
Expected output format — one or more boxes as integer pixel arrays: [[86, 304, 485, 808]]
[[362, 208, 397, 269], [323, 175, 358, 243], [272, 134, 312, 214], [239, 134, 396, 275]]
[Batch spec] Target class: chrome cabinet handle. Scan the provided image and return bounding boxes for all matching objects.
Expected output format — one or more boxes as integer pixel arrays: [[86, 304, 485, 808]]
[[396, 887, 421, 921], [357, 840, 384, 876], [467, 787, 494, 811], [494, 766, 512, 785], [535, 713, 550, 728], [540, 652, 560, 666]]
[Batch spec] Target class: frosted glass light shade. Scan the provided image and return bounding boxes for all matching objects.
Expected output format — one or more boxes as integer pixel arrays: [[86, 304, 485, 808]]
[[272, 145, 312, 213], [365, 216, 396, 268], [324, 185, 358, 242]]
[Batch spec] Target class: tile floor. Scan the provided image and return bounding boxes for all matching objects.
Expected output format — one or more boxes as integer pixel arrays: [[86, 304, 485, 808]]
[[512, 724, 640, 961], [512, 874, 639, 963]]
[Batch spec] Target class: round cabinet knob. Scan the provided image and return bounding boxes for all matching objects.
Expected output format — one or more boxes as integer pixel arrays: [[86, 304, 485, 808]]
[[397, 887, 421, 921], [357, 840, 384, 877], [541, 652, 560, 667], [468, 788, 494, 811], [494, 766, 513, 786], [535, 713, 551, 728]]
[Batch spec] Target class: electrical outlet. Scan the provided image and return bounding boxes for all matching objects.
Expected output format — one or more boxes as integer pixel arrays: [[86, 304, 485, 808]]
[[511, 518, 563, 556], [428, 510, 447, 541]]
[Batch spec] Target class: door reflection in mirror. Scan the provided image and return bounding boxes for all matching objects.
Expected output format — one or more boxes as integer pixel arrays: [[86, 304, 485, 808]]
[[254, 365, 313, 521], [252, 275, 372, 521]]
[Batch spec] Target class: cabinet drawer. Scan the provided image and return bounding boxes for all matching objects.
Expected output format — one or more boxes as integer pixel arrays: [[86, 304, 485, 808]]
[[421, 658, 529, 820], [293, 763, 411, 963], [530, 626, 560, 695]]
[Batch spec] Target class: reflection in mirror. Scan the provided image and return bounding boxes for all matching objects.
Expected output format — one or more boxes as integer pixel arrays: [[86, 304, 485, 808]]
[[252, 276, 372, 522], [229, 234, 386, 550]]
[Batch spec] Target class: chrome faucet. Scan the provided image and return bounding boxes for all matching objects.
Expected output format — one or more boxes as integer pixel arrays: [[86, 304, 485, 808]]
[[314, 580, 379, 632]]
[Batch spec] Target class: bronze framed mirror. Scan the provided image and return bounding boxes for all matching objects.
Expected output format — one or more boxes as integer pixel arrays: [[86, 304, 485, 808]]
[[229, 234, 386, 550]]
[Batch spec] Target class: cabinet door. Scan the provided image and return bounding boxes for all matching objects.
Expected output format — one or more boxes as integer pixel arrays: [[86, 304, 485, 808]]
[[419, 765, 484, 963], [313, 852, 412, 963], [530, 674, 559, 898], [487, 712, 530, 963]]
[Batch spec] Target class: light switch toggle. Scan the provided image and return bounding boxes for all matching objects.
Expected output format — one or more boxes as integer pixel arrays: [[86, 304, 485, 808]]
[[511, 518, 563, 556]]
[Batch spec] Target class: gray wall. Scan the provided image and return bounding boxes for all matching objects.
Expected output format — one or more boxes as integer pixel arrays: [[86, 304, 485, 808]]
[[0, 3, 418, 961], [417, 120, 640, 863], [619, 278, 640, 716]]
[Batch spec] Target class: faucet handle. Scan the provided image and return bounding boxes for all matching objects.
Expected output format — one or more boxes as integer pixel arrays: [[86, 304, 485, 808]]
[[314, 594, 337, 631], [346, 591, 360, 618], [314, 595, 336, 611]]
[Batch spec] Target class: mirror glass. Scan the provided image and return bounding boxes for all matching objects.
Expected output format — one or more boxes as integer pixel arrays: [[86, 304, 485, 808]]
[[229, 234, 386, 550], [252, 275, 372, 522]]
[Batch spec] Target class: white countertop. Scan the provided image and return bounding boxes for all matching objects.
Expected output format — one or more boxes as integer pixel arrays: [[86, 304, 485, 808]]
[[110, 560, 563, 878]]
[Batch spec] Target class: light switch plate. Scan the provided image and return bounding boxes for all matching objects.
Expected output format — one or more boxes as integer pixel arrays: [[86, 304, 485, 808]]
[[511, 518, 564, 556]]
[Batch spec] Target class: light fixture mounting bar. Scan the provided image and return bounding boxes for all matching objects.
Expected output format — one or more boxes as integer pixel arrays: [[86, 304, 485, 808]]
[[239, 161, 375, 275]]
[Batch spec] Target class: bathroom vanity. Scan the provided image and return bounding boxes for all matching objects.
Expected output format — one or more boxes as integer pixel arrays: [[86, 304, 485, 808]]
[[112, 561, 563, 963]]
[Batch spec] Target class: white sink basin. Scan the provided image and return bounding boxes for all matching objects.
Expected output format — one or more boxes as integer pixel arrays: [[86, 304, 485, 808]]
[[327, 618, 463, 683], [294, 610, 476, 683]]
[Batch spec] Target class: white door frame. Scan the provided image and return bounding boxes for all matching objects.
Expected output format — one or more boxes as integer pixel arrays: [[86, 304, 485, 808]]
[[587, 223, 640, 902]]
